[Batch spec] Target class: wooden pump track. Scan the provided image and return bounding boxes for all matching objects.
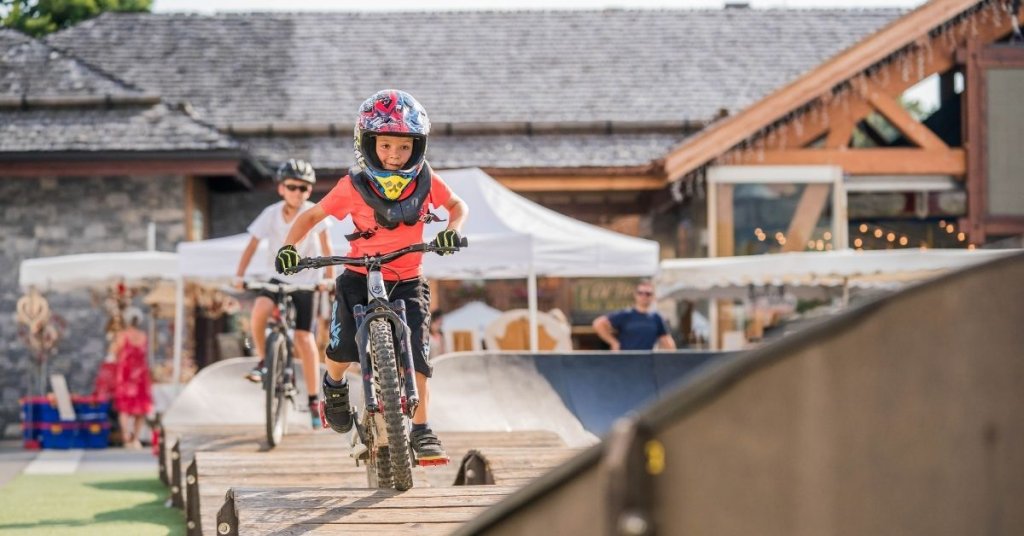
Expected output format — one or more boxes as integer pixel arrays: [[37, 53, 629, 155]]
[[157, 350, 728, 534]]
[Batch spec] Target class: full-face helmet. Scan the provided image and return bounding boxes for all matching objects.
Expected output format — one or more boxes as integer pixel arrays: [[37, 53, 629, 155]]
[[275, 158, 316, 185], [353, 89, 430, 200]]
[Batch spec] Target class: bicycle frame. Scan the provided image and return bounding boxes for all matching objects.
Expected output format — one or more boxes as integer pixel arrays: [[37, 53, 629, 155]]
[[351, 268, 419, 418], [292, 239, 466, 482]]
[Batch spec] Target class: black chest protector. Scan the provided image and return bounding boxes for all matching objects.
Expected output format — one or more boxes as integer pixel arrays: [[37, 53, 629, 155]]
[[349, 162, 433, 232]]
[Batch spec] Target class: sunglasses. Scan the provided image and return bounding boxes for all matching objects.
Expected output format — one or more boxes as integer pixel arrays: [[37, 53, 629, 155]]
[[283, 184, 310, 193], [635, 290, 654, 296]]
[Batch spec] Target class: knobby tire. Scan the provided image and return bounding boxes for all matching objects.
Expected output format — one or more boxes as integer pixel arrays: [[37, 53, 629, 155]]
[[369, 318, 414, 491]]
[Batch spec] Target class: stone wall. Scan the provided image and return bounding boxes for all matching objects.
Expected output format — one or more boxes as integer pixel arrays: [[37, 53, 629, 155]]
[[208, 189, 280, 238], [0, 175, 185, 436]]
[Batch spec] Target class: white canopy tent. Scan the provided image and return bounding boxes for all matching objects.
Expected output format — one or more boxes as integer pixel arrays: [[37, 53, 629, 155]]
[[177, 167, 660, 352], [19, 251, 179, 292], [657, 248, 1021, 299], [18, 250, 185, 393]]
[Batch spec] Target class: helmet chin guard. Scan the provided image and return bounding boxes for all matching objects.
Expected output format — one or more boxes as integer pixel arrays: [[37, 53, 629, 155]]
[[353, 90, 430, 200]]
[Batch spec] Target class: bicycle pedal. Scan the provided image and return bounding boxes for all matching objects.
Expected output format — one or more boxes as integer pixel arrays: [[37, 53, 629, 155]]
[[350, 442, 369, 461], [416, 456, 450, 467]]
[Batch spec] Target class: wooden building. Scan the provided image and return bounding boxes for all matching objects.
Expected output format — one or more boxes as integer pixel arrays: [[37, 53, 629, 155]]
[[1, 1, 1021, 428]]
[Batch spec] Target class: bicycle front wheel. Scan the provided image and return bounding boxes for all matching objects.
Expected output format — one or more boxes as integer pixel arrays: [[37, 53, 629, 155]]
[[369, 318, 414, 491], [264, 332, 288, 448]]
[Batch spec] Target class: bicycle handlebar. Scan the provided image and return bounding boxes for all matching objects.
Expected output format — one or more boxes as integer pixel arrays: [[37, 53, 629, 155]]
[[243, 281, 318, 293], [292, 237, 469, 272]]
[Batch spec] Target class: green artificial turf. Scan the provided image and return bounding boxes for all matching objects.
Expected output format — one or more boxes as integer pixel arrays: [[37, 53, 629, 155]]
[[0, 472, 183, 535]]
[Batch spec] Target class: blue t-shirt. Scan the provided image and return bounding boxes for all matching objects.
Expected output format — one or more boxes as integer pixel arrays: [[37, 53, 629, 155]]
[[607, 308, 669, 350]]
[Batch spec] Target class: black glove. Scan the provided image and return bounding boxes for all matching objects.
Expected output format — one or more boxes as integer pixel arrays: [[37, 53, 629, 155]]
[[275, 245, 301, 274], [432, 229, 462, 256]]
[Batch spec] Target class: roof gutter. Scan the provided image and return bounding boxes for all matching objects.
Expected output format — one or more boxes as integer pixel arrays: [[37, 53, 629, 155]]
[[0, 93, 162, 109], [225, 119, 706, 137]]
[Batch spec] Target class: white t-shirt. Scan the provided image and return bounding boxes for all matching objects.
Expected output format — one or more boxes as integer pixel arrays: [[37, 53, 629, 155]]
[[246, 200, 332, 285]]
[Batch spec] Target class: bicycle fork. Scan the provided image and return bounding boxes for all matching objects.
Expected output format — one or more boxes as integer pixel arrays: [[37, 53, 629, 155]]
[[352, 301, 421, 415]]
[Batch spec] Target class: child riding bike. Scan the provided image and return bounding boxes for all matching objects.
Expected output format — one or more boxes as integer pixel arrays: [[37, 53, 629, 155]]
[[234, 159, 334, 429], [276, 90, 468, 461]]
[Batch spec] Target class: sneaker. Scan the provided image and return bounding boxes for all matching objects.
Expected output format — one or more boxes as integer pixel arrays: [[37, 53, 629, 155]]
[[244, 363, 265, 383], [409, 427, 446, 460], [309, 401, 324, 430], [322, 375, 354, 433]]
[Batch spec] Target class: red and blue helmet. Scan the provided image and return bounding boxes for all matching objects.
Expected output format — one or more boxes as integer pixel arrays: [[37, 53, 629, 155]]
[[353, 89, 431, 200]]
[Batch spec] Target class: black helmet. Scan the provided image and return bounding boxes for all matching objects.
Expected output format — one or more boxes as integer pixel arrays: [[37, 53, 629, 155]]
[[275, 159, 316, 185]]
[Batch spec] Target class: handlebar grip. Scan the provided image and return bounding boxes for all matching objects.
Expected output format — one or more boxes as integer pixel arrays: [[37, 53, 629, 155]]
[[459, 237, 469, 248]]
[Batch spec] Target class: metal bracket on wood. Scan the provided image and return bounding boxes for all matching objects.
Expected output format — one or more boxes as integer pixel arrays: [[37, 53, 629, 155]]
[[186, 459, 202, 536], [170, 439, 184, 509], [603, 417, 661, 536], [157, 422, 169, 486], [215, 489, 238, 536], [453, 449, 495, 485]]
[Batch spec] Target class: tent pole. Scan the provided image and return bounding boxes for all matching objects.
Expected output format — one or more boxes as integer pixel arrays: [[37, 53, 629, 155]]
[[172, 276, 185, 394], [528, 267, 538, 352]]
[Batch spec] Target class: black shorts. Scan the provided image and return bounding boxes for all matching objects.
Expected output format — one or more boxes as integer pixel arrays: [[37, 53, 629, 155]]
[[326, 270, 433, 378], [259, 278, 316, 332]]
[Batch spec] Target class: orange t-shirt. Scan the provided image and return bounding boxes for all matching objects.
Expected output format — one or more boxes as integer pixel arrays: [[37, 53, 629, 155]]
[[318, 172, 453, 280]]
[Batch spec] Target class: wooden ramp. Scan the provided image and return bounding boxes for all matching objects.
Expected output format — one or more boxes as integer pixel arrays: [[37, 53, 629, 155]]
[[159, 424, 581, 535], [218, 486, 519, 535]]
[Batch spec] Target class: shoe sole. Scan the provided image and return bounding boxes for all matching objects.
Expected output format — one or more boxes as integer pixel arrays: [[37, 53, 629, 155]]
[[416, 456, 450, 467]]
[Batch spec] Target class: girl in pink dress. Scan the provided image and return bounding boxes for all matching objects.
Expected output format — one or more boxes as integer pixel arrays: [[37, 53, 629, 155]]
[[112, 308, 153, 449]]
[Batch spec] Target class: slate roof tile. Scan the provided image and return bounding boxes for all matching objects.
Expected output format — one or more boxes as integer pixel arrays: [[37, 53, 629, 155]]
[[47, 9, 901, 128], [0, 104, 238, 153], [1, 27, 143, 101]]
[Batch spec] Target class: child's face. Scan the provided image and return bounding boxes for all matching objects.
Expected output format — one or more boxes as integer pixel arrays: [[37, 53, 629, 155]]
[[375, 135, 414, 171], [278, 179, 312, 206]]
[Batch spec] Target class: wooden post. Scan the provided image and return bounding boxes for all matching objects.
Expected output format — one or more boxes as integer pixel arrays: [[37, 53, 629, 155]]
[[186, 460, 201, 536], [782, 184, 831, 253], [170, 439, 184, 509]]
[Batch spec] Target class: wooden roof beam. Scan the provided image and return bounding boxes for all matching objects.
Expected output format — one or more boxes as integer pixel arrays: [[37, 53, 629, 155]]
[[734, 148, 965, 175], [491, 173, 666, 192], [867, 91, 948, 150], [665, 0, 1023, 181]]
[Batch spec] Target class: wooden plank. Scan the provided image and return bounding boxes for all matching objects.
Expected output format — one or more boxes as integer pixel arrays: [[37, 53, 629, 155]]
[[782, 184, 832, 253], [240, 506, 487, 524], [181, 429, 570, 534], [235, 492, 508, 510], [229, 486, 521, 500], [237, 522, 462, 535], [666, 1, 1024, 180], [735, 148, 966, 175], [867, 92, 948, 150], [218, 488, 511, 535]]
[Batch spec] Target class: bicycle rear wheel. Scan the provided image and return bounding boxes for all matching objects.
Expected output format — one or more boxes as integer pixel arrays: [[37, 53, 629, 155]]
[[264, 332, 288, 448], [368, 318, 414, 491]]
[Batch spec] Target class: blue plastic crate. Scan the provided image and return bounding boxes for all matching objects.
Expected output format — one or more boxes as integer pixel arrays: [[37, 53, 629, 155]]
[[73, 396, 111, 423], [40, 422, 79, 449], [21, 396, 61, 424], [79, 421, 111, 449]]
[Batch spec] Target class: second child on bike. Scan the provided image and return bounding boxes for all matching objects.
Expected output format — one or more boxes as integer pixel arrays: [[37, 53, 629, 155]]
[[276, 89, 467, 462], [234, 159, 334, 428]]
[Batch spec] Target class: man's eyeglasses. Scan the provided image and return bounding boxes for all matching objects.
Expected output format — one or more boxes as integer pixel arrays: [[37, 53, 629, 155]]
[[284, 184, 311, 193], [635, 290, 653, 297]]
